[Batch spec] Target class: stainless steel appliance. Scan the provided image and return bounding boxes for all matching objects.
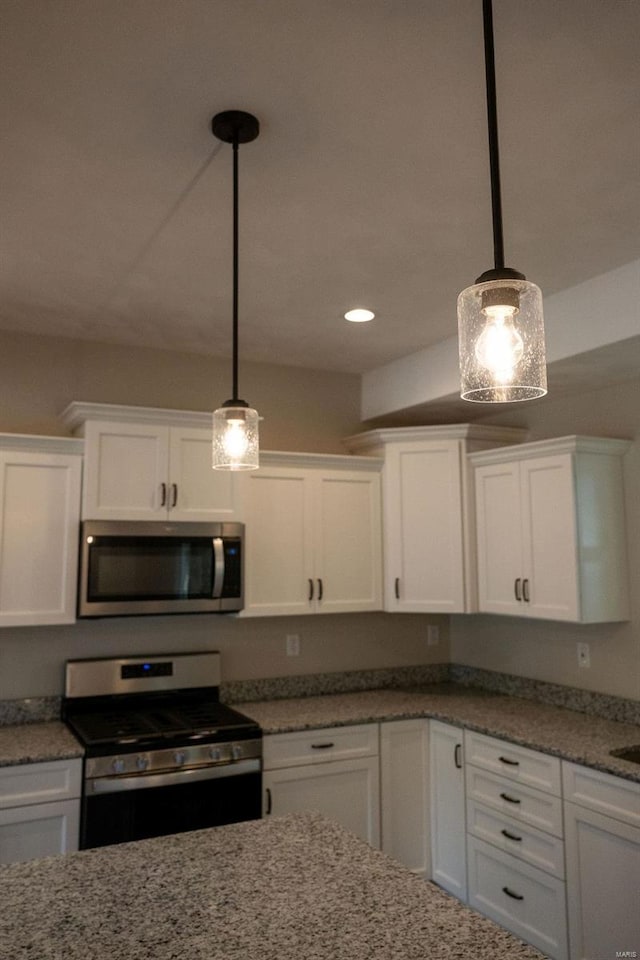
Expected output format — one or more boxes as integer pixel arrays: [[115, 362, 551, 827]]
[[62, 652, 261, 849], [77, 520, 244, 617]]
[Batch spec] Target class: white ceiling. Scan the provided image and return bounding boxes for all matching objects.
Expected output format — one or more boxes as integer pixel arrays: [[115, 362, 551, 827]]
[[1, 0, 639, 377]]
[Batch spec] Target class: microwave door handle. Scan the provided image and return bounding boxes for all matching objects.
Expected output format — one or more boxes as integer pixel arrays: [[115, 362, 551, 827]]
[[211, 537, 225, 599]]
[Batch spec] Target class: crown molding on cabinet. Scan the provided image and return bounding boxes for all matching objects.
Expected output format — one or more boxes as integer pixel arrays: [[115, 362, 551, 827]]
[[468, 434, 632, 466], [344, 424, 528, 454], [0, 433, 84, 455], [61, 401, 212, 433]]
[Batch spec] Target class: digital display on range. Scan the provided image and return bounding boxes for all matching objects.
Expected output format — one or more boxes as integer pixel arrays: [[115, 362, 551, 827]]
[[121, 662, 173, 679]]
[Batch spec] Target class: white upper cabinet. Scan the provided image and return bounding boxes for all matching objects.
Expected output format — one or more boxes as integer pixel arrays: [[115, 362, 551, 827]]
[[471, 436, 631, 623], [0, 435, 82, 626], [242, 452, 382, 617], [62, 402, 241, 522], [347, 425, 524, 613]]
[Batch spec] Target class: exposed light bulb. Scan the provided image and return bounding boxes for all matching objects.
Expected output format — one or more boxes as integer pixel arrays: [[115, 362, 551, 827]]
[[474, 305, 524, 383], [222, 418, 249, 461]]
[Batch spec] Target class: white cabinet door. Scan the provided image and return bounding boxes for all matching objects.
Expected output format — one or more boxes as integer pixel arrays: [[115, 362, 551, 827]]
[[383, 440, 466, 613], [475, 460, 523, 616], [243, 460, 382, 617], [82, 420, 169, 520], [564, 800, 640, 960], [0, 799, 80, 864], [0, 449, 82, 626], [430, 720, 467, 900], [315, 470, 382, 614], [168, 426, 241, 522], [521, 455, 580, 621], [263, 757, 380, 847], [243, 466, 315, 616], [380, 719, 429, 877]]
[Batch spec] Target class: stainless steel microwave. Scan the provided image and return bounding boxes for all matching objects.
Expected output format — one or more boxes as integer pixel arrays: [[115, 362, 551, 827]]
[[78, 521, 244, 617]]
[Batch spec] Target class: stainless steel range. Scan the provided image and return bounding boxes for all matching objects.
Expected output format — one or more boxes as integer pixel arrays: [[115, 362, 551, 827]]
[[62, 651, 262, 849]]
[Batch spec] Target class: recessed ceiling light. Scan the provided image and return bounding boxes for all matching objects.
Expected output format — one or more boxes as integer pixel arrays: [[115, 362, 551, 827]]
[[344, 308, 375, 323]]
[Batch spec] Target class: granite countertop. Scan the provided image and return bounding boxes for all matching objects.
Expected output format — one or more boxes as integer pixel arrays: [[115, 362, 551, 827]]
[[0, 811, 544, 960], [0, 721, 83, 767], [234, 684, 640, 783]]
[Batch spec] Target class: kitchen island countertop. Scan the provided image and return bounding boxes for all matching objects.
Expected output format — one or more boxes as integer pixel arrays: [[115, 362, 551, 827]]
[[234, 684, 640, 783], [0, 811, 545, 960]]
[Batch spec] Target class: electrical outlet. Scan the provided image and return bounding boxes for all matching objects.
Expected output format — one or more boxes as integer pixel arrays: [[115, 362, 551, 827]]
[[427, 625, 440, 646], [286, 634, 300, 657], [577, 642, 590, 668]]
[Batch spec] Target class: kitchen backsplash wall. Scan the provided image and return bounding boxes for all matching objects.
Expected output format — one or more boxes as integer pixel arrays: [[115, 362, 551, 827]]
[[0, 612, 449, 700], [451, 376, 640, 702]]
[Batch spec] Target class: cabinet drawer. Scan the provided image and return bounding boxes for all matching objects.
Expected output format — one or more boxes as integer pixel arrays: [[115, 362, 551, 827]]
[[467, 798, 565, 879], [263, 724, 378, 770], [0, 759, 82, 810], [465, 731, 561, 795], [467, 836, 567, 960], [466, 766, 563, 837], [0, 798, 80, 864], [562, 761, 640, 828]]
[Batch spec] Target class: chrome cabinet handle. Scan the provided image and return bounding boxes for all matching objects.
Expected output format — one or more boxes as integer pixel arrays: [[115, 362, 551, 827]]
[[522, 577, 530, 602], [265, 787, 272, 815], [514, 577, 522, 601], [317, 578, 323, 601], [501, 828, 523, 842], [500, 791, 521, 805], [308, 578, 314, 601], [171, 483, 178, 508], [160, 482, 167, 507], [499, 755, 520, 766], [395, 577, 400, 599], [502, 886, 524, 901], [454, 743, 462, 769]]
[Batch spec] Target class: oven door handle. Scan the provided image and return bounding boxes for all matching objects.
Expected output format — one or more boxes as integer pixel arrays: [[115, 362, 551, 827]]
[[211, 537, 225, 599], [87, 758, 260, 795]]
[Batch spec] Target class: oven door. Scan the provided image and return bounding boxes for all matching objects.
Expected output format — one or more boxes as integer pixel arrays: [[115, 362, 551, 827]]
[[81, 760, 261, 849]]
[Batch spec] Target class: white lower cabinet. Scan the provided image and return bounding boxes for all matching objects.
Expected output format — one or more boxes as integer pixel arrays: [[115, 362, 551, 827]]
[[0, 758, 82, 864], [465, 731, 567, 960], [262, 724, 380, 847], [563, 761, 640, 960], [380, 719, 430, 877], [429, 720, 466, 899]]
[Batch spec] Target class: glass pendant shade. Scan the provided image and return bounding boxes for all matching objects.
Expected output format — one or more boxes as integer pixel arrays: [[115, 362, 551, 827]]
[[457, 278, 547, 402], [212, 404, 259, 470]]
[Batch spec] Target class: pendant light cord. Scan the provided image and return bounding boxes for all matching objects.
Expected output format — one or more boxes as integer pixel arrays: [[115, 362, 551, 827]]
[[231, 136, 240, 402], [482, 0, 505, 271]]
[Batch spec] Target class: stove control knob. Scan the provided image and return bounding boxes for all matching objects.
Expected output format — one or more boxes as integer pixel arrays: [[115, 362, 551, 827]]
[[209, 746, 222, 762], [174, 751, 186, 767], [112, 758, 125, 775], [231, 743, 243, 761], [136, 755, 149, 772]]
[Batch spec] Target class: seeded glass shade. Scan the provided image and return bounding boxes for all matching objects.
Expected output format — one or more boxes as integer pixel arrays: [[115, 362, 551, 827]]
[[457, 278, 547, 402], [212, 405, 259, 470]]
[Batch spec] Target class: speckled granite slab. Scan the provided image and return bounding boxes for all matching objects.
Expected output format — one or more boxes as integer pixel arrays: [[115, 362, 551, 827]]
[[0, 696, 61, 726], [0, 812, 544, 960], [235, 685, 640, 783], [0, 721, 83, 767]]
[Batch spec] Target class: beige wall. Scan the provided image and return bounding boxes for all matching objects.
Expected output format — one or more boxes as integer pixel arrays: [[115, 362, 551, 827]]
[[451, 377, 640, 701], [0, 328, 362, 454]]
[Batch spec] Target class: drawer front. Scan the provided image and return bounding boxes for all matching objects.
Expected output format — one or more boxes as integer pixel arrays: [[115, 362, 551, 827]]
[[465, 730, 561, 796], [0, 759, 82, 810], [0, 798, 80, 864], [467, 798, 565, 879], [467, 766, 563, 837], [263, 724, 378, 770], [467, 836, 567, 960], [562, 761, 640, 828]]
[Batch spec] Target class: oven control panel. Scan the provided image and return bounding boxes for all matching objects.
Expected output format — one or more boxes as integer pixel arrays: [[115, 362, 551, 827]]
[[85, 738, 262, 782]]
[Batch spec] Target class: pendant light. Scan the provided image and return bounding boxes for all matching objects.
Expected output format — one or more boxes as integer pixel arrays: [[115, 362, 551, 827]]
[[457, 0, 547, 402], [211, 110, 260, 469]]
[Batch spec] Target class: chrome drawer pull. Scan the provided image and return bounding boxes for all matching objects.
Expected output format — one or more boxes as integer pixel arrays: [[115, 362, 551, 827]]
[[311, 742, 334, 750], [499, 755, 520, 766], [500, 791, 521, 804], [501, 828, 523, 842], [502, 886, 524, 901]]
